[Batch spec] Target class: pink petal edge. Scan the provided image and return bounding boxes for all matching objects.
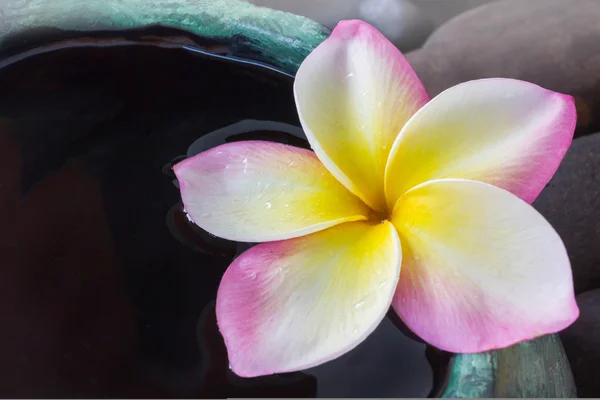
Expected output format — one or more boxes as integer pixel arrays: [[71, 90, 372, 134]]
[[384, 78, 577, 208], [216, 221, 401, 377], [173, 140, 370, 242], [293, 19, 430, 212], [329, 20, 430, 104], [390, 178, 580, 353], [481, 80, 576, 204]]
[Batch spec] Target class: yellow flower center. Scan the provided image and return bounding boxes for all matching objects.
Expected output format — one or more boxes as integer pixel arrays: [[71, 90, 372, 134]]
[[368, 208, 390, 224]]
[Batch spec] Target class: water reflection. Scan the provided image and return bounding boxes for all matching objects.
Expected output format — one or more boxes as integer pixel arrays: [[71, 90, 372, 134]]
[[0, 37, 438, 398], [173, 120, 434, 397], [304, 318, 431, 398]]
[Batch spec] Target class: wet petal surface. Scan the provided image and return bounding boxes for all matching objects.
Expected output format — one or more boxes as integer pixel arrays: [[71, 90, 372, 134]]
[[216, 221, 401, 377], [385, 79, 576, 209], [390, 178, 578, 353], [174, 141, 370, 242], [294, 20, 429, 211]]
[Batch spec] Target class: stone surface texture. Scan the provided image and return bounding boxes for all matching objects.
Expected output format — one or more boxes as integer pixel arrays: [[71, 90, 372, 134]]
[[443, 334, 576, 398], [533, 133, 600, 295], [560, 289, 600, 398]]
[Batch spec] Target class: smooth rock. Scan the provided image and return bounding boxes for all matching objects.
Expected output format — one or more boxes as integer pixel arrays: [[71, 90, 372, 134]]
[[533, 133, 600, 294], [414, 0, 493, 27], [358, 0, 433, 52], [560, 289, 600, 397], [251, 0, 434, 51], [250, 0, 359, 29], [406, 0, 600, 135]]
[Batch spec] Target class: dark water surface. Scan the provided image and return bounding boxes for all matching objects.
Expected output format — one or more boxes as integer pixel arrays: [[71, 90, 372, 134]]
[[0, 34, 445, 398]]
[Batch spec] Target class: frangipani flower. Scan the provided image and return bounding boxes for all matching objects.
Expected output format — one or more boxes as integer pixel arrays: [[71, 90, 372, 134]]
[[174, 20, 579, 378]]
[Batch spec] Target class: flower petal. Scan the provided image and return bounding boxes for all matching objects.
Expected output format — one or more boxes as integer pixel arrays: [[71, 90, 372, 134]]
[[390, 178, 579, 353], [216, 221, 401, 377], [174, 141, 370, 242], [294, 20, 429, 212], [385, 78, 576, 209]]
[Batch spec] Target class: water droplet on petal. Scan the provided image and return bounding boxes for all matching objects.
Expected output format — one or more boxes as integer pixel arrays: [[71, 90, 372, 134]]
[[184, 210, 195, 223], [354, 300, 366, 309], [265, 202, 272, 209]]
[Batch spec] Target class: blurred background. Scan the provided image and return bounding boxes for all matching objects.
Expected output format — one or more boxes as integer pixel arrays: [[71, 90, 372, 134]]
[[250, 0, 600, 138], [251, 0, 493, 52]]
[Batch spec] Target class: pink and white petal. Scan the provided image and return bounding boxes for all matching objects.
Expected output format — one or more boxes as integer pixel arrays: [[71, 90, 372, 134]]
[[216, 221, 401, 377], [294, 20, 429, 212], [385, 78, 576, 209], [174, 141, 371, 242], [390, 178, 579, 353]]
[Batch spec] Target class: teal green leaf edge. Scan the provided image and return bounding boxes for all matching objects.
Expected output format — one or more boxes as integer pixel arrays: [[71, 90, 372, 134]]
[[0, 0, 330, 74], [441, 334, 576, 398]]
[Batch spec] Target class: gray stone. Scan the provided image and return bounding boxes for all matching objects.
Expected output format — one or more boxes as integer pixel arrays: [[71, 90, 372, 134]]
[[358, 0, 433, 52], [406, 0, 600, 136], [560, 289, 600, 397], [414, 0, 493, 27], [250, 0, 361, 31], [533, 133, 600, 294]]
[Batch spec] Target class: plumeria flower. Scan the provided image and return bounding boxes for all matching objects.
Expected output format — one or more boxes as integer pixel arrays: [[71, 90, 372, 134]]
[[174, 20, 579, 378]]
